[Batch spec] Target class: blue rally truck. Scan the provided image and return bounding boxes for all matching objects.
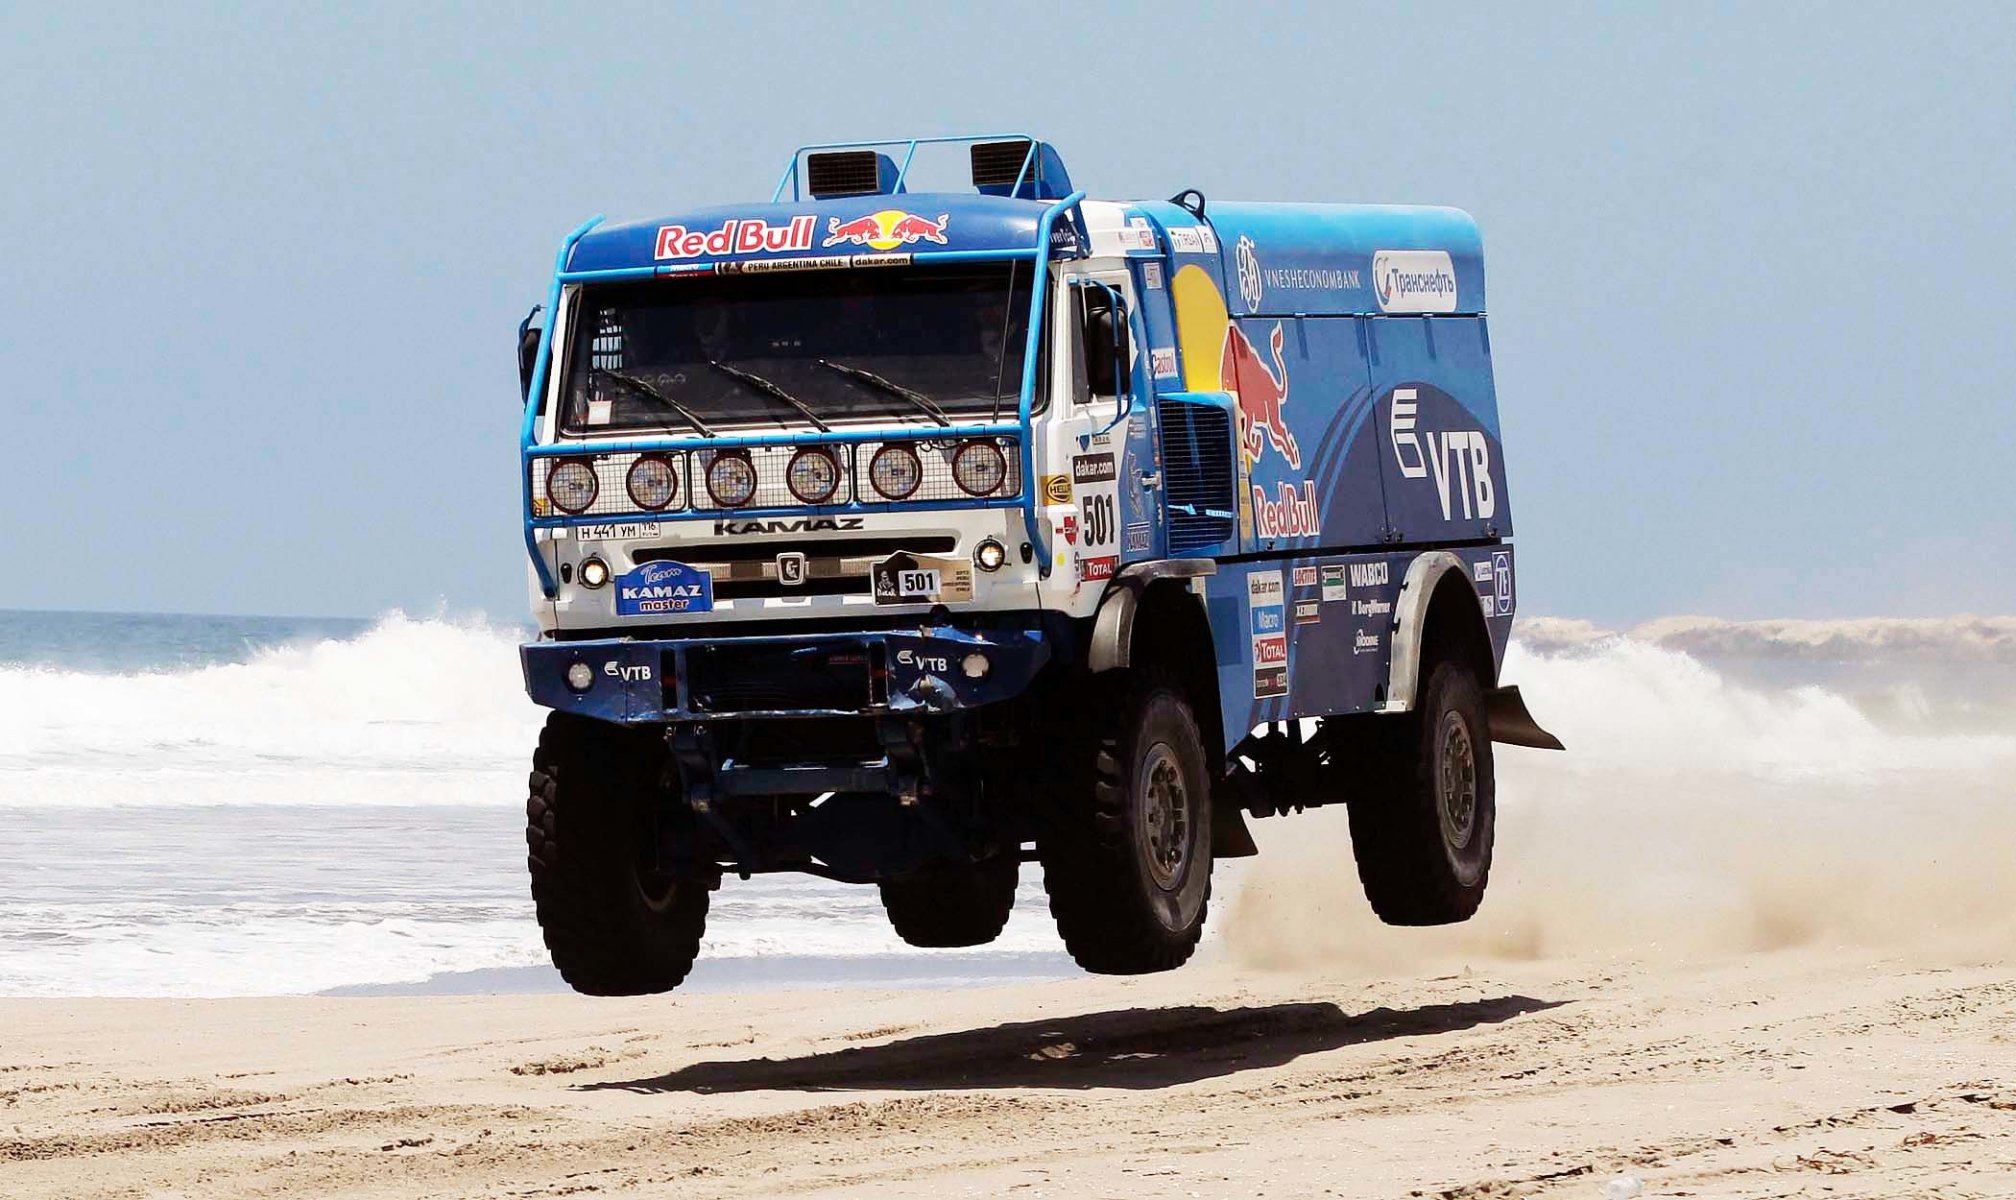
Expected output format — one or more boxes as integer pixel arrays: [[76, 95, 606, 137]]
[[515, 137, 1560, 994]]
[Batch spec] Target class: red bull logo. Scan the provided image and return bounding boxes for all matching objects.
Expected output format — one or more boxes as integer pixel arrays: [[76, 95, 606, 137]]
[[654, 216, 816, 260], [1252, 481, 1321, 539], [822, 209, 951, 251], [1222, 321, 1301, 470]]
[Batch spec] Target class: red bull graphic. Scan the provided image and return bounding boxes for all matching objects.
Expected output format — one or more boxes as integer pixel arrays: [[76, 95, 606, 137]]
[[1252, 481, 1321, 539], [1222, 322, 1300, 470], [654, 216, 815, 260], [822, 210, 951, 251]]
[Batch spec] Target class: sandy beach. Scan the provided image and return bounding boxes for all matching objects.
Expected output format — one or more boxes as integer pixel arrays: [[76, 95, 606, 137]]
[[4, 946, 2013, 1198]]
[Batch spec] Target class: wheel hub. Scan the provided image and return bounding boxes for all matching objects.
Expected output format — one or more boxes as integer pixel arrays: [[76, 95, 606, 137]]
[[1437, 711, 1478, 851], [1137, 741, 1192, 890]]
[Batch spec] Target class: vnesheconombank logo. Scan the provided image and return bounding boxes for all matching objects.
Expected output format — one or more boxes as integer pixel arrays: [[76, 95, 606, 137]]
[[1372, 250, 1458, 313]]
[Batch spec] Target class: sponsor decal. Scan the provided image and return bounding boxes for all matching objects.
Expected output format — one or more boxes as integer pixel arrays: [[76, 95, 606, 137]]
[[1320, 563, 1348, 603], [1493, 550, 1513, 616], [1223, 322, 1299, 468], [1124, 522, 1151, 552], [822, 210, 950, 251], [1252, 481, 1321, 540], [1150, 346, 1178, 379], [1167, 226, 1204, 254], [1248, 570, 1288, 699], [715, 516, 864, 535], [1061, 514, 1078, 545], [872, 552, 973, 605], [1071, 453, 1118, 485], [1348, 561, 1390, 588], [1234, 235, 1264, 311], [1389, 388, 1497, 521], [1292, 565, 1319, 589], [1372, 249, 1458, 313], [1123, 217, 1156, 251], [1262, 265, 1363, 293], [655, 216, 816, 260], [1294, 600, 1321, 626], [531, 496, 552, 517], [615, 561, 713, 616], [895, 646, 957, 674], [1142, 261, 1165, 289], [603, 660, 653, 683], [1353, 629, 1382, 656], [1351, 597, 1393, 619], [1198, 226, 1218, 254], [1474, 559, 1494, 583], [1040, 474, 1072, 505], [1077, 554, 1118, 583]]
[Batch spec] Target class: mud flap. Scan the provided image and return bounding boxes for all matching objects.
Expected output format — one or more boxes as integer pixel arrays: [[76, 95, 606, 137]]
[[1211, 796, 1259, 858], [1485, 685, 1565, 751]]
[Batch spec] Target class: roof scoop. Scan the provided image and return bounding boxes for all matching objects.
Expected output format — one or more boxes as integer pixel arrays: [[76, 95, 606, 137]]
[[806, 150, 901, 198], [782, 136, 1074, 202]]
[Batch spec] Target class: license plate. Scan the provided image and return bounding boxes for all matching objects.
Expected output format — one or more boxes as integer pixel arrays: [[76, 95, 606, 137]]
[[576, 522, 661, 541]]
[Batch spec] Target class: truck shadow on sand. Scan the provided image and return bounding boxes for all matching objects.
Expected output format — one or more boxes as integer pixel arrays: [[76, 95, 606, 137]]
[[585, 995, 1564, 1094]]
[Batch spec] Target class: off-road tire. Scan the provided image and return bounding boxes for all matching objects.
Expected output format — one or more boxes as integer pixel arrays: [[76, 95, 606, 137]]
[[526, 712, 710, 995], [878, 855, 1018, 948], [1040, 672, 1214, 974], [1347, 657, 1495, 925]]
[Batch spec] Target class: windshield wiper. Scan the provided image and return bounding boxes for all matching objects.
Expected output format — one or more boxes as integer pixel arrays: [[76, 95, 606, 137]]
[[705, 361, 831, 433], [815, 359, 952, 427], [589, 368, 716, 438]]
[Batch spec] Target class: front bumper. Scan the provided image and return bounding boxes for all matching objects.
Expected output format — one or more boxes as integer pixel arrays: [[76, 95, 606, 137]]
[[521, 625, 1051, 724]]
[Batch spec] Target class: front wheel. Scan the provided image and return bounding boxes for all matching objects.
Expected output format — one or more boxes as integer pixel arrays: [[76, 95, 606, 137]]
[[526, 713, 711, 995], [1041, 673, 1214, 974], [1346, 657, 1496, 925]]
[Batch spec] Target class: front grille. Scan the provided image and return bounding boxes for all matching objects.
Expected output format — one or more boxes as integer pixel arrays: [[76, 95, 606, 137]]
[[684, 641, 885, 714], [637, 536, 960, 602], [1160, 400, 1237, 552]]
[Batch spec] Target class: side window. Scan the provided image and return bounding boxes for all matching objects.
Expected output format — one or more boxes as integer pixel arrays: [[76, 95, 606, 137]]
[[1073, 282, 1132, 403]]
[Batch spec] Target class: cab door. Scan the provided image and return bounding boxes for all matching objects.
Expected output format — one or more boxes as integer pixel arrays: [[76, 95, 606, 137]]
[[1039, 267, 1151, 596]]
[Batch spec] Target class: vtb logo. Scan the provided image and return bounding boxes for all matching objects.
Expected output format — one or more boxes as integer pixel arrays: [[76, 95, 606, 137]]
[[1389, 387, 1496, 521]]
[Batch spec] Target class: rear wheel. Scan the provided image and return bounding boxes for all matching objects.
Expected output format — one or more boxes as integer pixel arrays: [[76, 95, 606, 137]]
[[526, 712, 711, 995], [1041, 673, 1214, 974], [878, 855, 1018, 948], [1346, 656, 1495, 925]]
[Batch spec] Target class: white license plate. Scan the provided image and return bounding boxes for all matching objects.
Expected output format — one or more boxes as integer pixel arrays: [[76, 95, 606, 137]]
[[898, 569, 941, 597], [576, 522, 662, 541]]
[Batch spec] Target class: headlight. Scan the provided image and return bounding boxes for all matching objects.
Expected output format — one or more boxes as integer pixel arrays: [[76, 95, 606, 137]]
[[951, 441, 1007, 496], [786, 447, 841, 505], [578, 556, 610, 588], [973, 538, 1006, 572], [868, 444, 922, 501], [625, 455, 679, 510], [565, 662, 595, 692], [546, 459, 599, 514], [705, 452, 758, 507]]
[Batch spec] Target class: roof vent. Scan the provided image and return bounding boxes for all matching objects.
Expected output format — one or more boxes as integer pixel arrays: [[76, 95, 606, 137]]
[[806, 150, 899, 198], [970, 140, 1038, 190]]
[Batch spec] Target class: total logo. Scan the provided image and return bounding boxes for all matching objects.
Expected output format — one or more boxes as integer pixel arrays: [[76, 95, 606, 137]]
[[655, 216, 816, 260], [822, 210, 950, 250], [1389, 388, 1497, 521]]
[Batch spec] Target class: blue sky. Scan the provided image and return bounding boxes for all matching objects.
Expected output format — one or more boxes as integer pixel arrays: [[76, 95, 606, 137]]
[[4, 2, 2011, 622]]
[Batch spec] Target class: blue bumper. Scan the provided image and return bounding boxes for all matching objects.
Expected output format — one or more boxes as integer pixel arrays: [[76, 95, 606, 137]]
[[522, 626, 1052, 724]]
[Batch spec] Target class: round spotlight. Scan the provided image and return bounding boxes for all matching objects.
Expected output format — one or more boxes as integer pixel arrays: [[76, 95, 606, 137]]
[[961, 653, 990, 680], [625, 455, 679, 510], [565, 662, 595, 692], [951, 441, 1007, 496], [546, 459, 599, 514], [785, 447, 841, 505], [973, 538, 1007, 572], [706, 452, 758, 508], [868, 443, 922, 501], [578, 556, 610, 589]]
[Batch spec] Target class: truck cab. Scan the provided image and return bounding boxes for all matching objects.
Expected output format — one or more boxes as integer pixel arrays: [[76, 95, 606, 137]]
[[515, 136, 1559, 994]]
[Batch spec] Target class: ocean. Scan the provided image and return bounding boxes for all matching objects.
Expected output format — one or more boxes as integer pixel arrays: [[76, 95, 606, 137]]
[[3, 608, 2013, 997]]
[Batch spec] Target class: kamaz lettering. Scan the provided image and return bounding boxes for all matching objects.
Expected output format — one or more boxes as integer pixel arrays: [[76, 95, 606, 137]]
[[513, 132, 1555, 999]]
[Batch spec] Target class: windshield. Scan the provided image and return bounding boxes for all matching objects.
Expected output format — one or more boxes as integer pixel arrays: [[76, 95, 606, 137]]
[[558, 264, 1037, 434]]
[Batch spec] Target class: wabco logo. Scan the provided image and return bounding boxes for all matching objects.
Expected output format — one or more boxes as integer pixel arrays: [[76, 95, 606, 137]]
[[822, 210, 950, 250], [1389, 388, 1497, 521], [1372, 250, 1458, 313], [714, 517, 865, 536], [654, 216, 816, 260]]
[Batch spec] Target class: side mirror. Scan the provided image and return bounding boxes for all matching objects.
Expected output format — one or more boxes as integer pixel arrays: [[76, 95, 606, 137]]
[[517, 304, 545, 403]]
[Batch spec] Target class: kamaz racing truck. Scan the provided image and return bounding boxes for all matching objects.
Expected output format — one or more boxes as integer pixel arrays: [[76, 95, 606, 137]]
[[514, 136, 1560, 995]]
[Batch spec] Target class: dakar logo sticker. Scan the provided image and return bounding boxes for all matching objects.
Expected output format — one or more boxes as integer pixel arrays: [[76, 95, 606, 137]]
[[822, 210, 950, 251]]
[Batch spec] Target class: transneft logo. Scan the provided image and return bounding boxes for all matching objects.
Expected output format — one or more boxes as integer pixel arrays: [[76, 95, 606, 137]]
[[654, 217, 817, 260], [1371, 250, 1458, 313]]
